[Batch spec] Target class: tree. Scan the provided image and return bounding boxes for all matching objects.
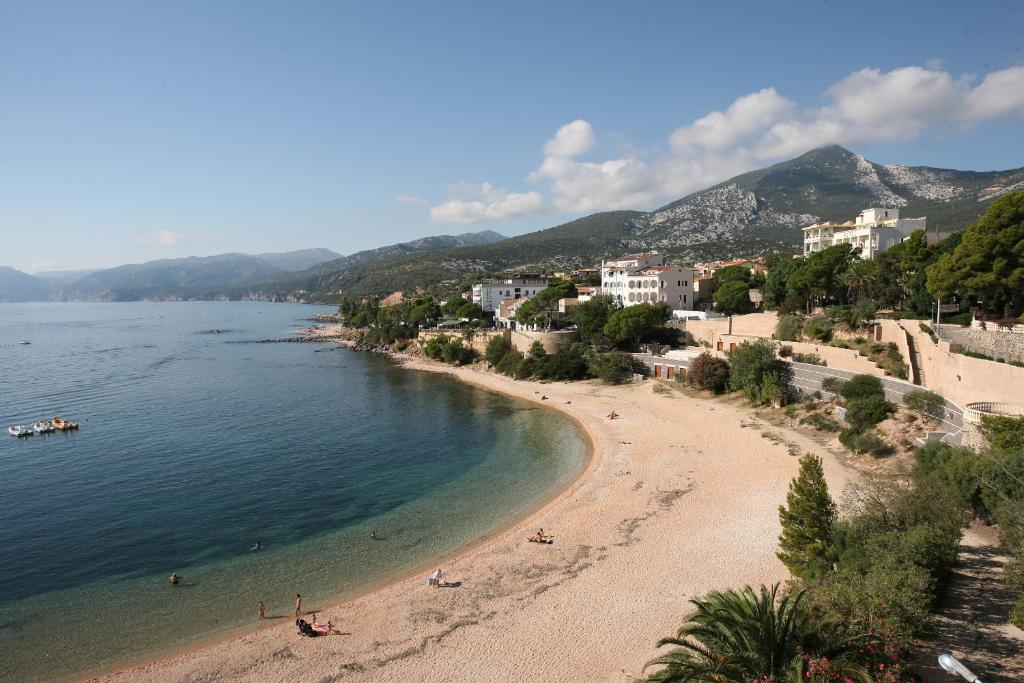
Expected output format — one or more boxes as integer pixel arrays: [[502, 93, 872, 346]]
[[484, 334, 511, 365], [569, 294, 618, 346], [455, 301, 483, 320], [777, 453, 838, 580], [515, 286, 569, 328], [603, 303, 670, 349], [727, 339, 788, 405], [762, 253, 802, 309], [686, 352, 730, 393], [586, 351, 639, 384], [927, 191, 1024, 313], [643, 584, 871, 682], [713, 280, 752, 316], [712, 264, 751, 286], [537, 343, 589, 381]]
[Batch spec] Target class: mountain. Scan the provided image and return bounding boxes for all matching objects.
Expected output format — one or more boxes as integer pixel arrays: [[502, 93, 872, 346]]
[[255, 248, 342, 272], [638, 144, 1024, 258], [0, 267, 57, 302], [267, 146, 1022, 302]]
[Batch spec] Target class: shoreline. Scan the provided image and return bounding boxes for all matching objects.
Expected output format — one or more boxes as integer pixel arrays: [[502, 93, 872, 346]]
[[93, 338, 855, 682], [82, 348, 597, 683]]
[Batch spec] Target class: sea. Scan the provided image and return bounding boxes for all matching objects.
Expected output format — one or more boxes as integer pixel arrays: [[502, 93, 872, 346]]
[[0, 302, 588, 681]]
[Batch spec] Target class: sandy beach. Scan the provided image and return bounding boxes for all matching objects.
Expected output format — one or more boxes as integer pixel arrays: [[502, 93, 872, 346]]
[[94, 350, 853, 683]]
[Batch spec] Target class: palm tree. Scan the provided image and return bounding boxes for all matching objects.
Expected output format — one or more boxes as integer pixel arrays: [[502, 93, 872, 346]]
[[642, 584, 873, 682]]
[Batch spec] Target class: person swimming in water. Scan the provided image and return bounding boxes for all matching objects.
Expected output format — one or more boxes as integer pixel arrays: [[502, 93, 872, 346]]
[[251, 540, 263, 552], [169, 573, 181, 585]]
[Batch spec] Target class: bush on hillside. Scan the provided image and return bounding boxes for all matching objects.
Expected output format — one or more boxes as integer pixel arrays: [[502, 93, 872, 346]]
[[839, 374, 885, 402], [903, 389, 945, 419], [536, 343, 590, 381], [587, 351, 641, 384], [820, 376, 845, 394], [846, 394, 895, 431], [484, 334, 512, 365], [686, 352, 730, 393], [776, 314, 803, 341], [727, 339, 789, 405], [495, 349, 524, 376], [803, 315, 833, 341]]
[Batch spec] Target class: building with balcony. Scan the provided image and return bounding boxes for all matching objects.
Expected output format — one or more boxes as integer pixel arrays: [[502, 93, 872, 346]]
[[803, 208, 926, 259], [600, 253, 695, 309], [472, 276, 548, 312]]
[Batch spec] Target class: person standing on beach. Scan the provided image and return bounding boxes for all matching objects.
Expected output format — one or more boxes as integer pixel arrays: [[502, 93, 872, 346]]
[[294, 593, 302, 618], [258, 601, 266, 620]]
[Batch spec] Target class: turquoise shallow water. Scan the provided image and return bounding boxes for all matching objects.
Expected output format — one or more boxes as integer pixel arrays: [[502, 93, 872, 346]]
[[0, 302, 588, 681]]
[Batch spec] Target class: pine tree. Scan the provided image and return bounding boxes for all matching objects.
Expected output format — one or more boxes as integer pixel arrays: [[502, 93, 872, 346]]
[[777, 453, 837, 579]]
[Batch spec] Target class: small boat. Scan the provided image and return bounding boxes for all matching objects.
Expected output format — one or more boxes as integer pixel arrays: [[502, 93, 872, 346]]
[[19, 340, 31, 345], [32, 420, 55, 434], [51, 417, 80, 431], [7, 425, 32, 437]]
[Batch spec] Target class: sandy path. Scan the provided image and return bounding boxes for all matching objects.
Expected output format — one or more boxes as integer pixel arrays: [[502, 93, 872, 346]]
[[95, 357, 852, 683]]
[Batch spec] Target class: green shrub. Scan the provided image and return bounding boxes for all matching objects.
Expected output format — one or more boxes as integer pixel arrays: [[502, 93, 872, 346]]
[[778, 344, 793, 358], [587, 351, 640, 384], [495, 349, 524, 376], [792, 352, 826, 366], [803, 315, 833, 341], [846, 394, 895, 431], [820, 376, 845, 394], [422, 334, 450, 360], [800, 413, 841, 432], [839, 428, 891, 456], [484, 334, 512, 365], [1012, 597, 1024, 630], [919, 322, 938, 344], [537, 343, 590, 381], [686, 352, 730, 393], [512, 354, 540, 379], [903, 389, 945, 419], [441, 339, 475, 365], [913, 442, 983, 515], [839, 374, 885, 402], [727, 339, 789, 405], [776, 314, 803, 341]]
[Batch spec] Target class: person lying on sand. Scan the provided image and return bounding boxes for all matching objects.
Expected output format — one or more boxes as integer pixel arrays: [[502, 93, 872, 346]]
[[528, 528, 554, 543], [607, 411, 619, 420]]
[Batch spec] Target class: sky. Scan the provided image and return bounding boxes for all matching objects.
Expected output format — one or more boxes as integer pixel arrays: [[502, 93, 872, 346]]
[[2, 0, 1023, 273]]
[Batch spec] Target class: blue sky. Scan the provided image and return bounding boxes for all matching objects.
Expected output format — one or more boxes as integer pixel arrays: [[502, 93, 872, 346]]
[[2, 0, 1023, 272]]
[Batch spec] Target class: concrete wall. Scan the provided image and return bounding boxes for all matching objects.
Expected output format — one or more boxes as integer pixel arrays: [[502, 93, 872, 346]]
[[418, 328, 507, 355], [875, 319, 916, 384], [900, 320, 1024, 406], [685, 312, 780, 347], [510, 328, 578, 354]]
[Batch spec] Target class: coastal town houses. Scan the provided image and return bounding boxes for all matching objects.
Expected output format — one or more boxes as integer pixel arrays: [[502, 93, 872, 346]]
[[600, 252, 695, 310], [472, 276, 547, 313], [803, 207, 926, 259]]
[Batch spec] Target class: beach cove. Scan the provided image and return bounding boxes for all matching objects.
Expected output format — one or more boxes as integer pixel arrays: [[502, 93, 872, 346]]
[[95, 347, 854, 683]]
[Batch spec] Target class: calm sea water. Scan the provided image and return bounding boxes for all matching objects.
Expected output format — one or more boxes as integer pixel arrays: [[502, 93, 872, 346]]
[[0, 302, 588, 681]]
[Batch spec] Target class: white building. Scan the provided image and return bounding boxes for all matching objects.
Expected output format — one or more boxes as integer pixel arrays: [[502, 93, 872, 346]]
[[600, 253, 695, 309], [472, 276, 547, 313], [803, 208, 926, 259]]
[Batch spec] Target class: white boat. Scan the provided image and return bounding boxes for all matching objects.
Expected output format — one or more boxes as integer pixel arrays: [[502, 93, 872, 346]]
[[18, 340, 30, 345], [32, 420, 55, 434], [8, 425, 32, 437]]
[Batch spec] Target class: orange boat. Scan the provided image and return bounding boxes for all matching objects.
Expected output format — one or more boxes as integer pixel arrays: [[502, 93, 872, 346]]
[[52, 417, 79, 431]]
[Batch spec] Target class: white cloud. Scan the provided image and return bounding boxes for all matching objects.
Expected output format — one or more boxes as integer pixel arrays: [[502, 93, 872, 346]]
[[963, 65, 1024, 121], [669, 88, 794, 151], [138, 230, 186, 246], [429, 64, 1024, 219], [542, 119, 595, 158], [396, 193, 429, 206], [430, 182, 547, 224]]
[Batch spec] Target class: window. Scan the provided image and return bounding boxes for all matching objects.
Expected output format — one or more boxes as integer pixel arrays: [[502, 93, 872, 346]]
[[684, 294, 687, 304], [685, 280, 688, 287]]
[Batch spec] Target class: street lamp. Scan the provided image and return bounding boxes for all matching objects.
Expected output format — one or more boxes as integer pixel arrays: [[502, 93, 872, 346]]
[[938, 653, 981, 682]]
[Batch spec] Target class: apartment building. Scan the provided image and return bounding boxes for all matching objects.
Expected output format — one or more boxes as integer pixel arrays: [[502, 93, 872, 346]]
[[803, 208, 926, 259], [600, 253, 695, 309]]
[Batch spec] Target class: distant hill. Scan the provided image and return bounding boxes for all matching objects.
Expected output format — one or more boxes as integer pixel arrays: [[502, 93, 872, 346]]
[[0, 267, 57, 302], [242, 230, 509, 300], [261, 146, 1023, 302], [255, 248, 342, 272], [33, 268, 102, 284], [61, 253, 286, 301]]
